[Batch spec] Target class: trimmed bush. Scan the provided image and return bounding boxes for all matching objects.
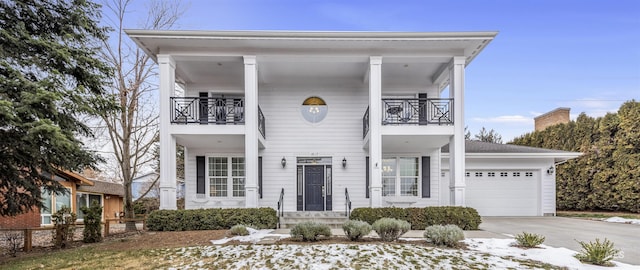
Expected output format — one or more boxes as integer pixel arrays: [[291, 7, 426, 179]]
[[81, 201, 103, 243], [424, 224, 464, 247], [514, 232, 545, 248], [290, 222, 332, 241], [372, 218, 410, 242], [229, 224, 250, 236], [575, 238, 621, 266], [351, 206, 481, 230], [51, 206, 76, 248], [146, 208, 277, 231], [342, 220, 372, 241]]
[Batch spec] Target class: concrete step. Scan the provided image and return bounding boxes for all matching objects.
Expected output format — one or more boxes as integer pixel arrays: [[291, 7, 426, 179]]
[[278, 211, 349, 229]]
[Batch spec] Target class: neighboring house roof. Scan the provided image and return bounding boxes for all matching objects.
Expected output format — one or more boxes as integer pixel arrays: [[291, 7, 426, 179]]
[[77, 180, 124, 197], [441, 140, 582, 162]]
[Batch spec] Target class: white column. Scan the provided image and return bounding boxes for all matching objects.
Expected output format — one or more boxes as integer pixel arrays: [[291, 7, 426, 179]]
[[369, 56, 383, 207], [449, 56, 466, 206], [158, 54, 177, 210], [244, 56, 259, 208]]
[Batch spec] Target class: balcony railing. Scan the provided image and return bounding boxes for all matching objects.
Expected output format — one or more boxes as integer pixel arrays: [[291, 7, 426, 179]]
[[171, 96, 244, 124], [362, 107, 369, 139], [382, 98, 453, 125], [258, 106, 266, 138], [362, 98, 454, 138]]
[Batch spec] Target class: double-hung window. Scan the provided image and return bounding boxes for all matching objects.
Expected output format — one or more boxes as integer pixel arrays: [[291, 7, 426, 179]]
[[208, 157, 245, 197], [382, 157, 419, 196]]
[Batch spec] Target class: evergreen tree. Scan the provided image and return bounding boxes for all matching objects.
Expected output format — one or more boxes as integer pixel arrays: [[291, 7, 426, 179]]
[[511, 100, 639, 213], [0, 0, 113, 216]]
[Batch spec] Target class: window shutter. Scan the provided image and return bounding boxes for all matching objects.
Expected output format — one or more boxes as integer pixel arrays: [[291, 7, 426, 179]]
[[365, 156, 370, 198], [258, 156, 263, 199], [418, 93, 427, 125], [421, 156, 430, 198], [199, 92, 208, 124], [196, 156, 205, 194]]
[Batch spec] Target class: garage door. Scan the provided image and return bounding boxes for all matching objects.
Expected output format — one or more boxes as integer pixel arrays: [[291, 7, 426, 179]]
[[465, 170, 539, 216]]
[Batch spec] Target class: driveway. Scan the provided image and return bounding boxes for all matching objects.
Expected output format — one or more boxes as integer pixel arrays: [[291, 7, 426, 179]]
[[480, 217, 640, 265]]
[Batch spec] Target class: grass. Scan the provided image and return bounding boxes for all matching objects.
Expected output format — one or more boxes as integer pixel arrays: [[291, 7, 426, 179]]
[[557, 210, 640, 219], [1, 243, 570, 269]]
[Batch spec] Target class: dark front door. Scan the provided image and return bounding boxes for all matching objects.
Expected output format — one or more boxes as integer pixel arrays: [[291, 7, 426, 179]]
[[305, 165, 324, 211]]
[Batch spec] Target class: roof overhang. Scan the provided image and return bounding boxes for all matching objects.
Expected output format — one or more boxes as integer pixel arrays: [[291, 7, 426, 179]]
[[442, 152, 583, 163], [125, 30, 497, 89]]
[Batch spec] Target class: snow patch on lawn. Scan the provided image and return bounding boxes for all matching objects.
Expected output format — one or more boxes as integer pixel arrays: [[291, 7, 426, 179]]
[[465, 238, 638, 270], [210, 228, 290, 245], [604, 217, 640, 225]]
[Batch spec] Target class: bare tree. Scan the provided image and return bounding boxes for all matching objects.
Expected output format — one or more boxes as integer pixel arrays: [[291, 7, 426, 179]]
[[99, 0, 185, 231]]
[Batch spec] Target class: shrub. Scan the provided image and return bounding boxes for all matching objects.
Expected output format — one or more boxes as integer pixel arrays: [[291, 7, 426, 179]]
[[51, 206, 76, 248], [146, 208, 277, 231], [81, 201, 103, 243], [133, 197, 159, 215], [342, 220, 372, 241], [3, 231, 23, 257], [351, 206, 481, 230], [424, 224, 464, 247], [372, 218, 410, 242], [229, 224, 250, 236], [290, 222, 331, 241], [514, 232, 545, 248], [574, 238, 621, 266]]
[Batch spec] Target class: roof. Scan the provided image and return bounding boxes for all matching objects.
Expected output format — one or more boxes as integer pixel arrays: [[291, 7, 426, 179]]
[[77, 180, 124, 197], [441, 140, 582, 162], [53, 169, 94, 186], [125, 30, 497, 91]]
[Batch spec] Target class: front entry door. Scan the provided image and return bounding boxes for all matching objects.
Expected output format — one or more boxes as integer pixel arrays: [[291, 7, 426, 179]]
[[305, 165, 324, 211]]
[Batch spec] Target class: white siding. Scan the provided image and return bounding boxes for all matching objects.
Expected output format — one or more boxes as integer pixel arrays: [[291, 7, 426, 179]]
[[258, 85, 369, 212]]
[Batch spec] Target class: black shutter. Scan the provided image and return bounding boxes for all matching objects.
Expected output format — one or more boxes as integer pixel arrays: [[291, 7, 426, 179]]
[[421, 156, 430, 198], [418, 93, 427, 125], [199, 92, 208, 124], [365, 156, 370, 198], [196, 156, 205, 194], [258, 156, 263, 199]]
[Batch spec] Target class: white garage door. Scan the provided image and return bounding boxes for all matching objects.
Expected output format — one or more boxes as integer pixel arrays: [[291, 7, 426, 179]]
[[465, 170, 539, 216]]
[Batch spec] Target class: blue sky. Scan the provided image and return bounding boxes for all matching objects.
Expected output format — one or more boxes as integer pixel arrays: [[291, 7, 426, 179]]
[[127, 0, 639, 141]]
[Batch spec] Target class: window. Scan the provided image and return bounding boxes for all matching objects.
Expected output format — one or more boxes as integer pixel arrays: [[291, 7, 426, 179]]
[[488, 172, 496, 177], [500, 172, 508, 177], [41, 188, 72, 225], [465, 171, 470, 177], [475, 172, 483, 177], [76, 193, 102, 220], [300, 96, 328, 123], [382, 157, 419, 196], [208, 157, 245, 197], [525, 172, 533, 177], [513, 172, 521, 177]]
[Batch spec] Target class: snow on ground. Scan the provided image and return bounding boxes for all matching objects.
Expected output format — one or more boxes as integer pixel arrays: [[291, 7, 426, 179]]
[[465, 238, 637, 270], [210, 229, 290, 244], [604, 217, 640, 225], [194, 230, 640, 269]]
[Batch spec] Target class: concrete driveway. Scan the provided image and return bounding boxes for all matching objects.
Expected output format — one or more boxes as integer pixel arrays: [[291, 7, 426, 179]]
[[480, 217, 640, 265]]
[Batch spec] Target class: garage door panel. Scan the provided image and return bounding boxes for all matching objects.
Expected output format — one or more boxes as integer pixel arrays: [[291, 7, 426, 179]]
[[465, 170, 539, 216]]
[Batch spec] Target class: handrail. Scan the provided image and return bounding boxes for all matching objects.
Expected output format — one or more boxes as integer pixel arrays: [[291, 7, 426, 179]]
[[170, 96, 245, 124], [277, 188, 284, 228], [345, 188, 352, 217]]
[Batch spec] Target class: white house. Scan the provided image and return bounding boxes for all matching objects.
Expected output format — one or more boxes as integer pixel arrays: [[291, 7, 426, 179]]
[[132, 172, 185, 200], [126, 30, 580, 216]]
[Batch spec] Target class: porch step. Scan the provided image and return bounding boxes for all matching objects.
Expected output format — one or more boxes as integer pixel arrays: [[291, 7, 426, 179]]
[[279, 211, 349, 229]]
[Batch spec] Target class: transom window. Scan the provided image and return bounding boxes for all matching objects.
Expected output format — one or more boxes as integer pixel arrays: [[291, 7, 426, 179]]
[[382, 157, 419, 196], [208, 157, 245, 197]]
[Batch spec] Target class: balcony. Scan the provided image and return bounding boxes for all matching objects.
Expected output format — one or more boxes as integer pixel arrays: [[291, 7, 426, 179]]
[[362, 98, 453, 138], [170, 96, 265, 138]]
